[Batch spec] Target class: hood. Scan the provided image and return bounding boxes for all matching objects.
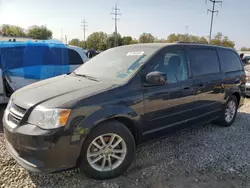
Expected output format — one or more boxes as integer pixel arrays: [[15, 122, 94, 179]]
[[12, 74, 114, 109]]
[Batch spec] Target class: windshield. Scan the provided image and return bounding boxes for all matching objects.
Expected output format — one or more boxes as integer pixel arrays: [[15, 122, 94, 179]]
[[74, 45, 158, 83]]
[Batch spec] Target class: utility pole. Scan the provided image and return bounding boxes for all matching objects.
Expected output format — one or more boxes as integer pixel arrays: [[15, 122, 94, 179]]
[[185, 26, 189, 41], [81, 19, 87, 49], [207, 0, 222, 43], [60, 29, 64, 43], [65, 34, 67, 45], [111, 4, 121, 47]]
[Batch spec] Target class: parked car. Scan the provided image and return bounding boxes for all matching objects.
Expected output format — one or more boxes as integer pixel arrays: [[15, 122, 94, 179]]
[[0, 40, 88, 103], [3, 43, 246, 180], [238, 51, 250, 66], [244, 64, 250, 96], [86, 49, 99, 58], [243, 55, 250, 65]]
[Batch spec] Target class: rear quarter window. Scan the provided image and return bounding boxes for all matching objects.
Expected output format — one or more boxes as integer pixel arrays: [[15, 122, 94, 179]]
[[68, 49, 84, 65], [218, 49, 243, 72]]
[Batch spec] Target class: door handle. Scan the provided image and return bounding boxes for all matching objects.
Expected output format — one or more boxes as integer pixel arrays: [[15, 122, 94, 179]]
[[198, 84, 205, 88], [183, 87, 190, 90]]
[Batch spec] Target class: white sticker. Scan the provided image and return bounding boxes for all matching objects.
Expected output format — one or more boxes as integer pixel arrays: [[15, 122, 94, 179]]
[[126, 51, 144, 56]]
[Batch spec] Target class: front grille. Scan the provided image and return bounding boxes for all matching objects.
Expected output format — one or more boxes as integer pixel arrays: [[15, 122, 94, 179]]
[[8, 103, 26, 126], [12, 104, 26, 115]]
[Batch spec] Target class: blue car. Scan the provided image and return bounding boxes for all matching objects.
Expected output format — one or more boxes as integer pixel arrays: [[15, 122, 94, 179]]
[[0, 40, 88, 103]]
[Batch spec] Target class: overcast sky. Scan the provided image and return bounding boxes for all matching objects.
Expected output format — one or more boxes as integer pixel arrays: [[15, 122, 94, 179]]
[[0, 0, 249, 49]]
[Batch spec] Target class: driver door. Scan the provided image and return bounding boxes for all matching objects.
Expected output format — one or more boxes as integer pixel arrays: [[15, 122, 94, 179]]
[[141, 46, 196, 141]]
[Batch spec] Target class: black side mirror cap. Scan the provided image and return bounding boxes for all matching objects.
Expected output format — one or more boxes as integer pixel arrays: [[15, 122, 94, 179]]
[[144, 71, 167, 86]]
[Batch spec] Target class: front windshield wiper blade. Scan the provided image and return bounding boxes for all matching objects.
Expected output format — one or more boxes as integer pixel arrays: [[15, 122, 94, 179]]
[[72, 72, 100, 82]]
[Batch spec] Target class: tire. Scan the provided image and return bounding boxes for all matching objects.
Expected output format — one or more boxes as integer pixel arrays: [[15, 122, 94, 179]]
[[217, 95, 238, 127], [79, 120, 136, 180]]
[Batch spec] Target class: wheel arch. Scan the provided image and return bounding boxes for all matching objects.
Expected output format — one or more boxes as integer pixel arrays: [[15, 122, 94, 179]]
[[78, 105, 141, 144], [232, 92, 240, 106]]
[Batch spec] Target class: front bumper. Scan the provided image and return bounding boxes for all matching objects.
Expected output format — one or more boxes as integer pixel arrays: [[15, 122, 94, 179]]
[[3, 118, 81, 173]]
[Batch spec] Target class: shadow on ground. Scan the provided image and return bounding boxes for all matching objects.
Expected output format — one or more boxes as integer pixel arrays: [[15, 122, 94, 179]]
[[27, 111, 250, 188]]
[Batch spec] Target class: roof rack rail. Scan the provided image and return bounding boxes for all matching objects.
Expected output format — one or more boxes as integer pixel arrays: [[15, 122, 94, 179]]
[[176, 41, 208, 44]]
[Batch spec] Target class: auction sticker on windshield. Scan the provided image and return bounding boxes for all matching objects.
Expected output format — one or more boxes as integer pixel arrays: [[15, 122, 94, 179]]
[[126, 51, 144, 56]]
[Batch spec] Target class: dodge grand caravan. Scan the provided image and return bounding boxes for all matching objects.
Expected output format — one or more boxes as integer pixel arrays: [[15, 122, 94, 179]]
[[3, 43, 246, 180]]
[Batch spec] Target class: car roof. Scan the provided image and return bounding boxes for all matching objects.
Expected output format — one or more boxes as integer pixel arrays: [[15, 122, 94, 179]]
[[0, 40, 67, 48], [121, 42, 234, 51]]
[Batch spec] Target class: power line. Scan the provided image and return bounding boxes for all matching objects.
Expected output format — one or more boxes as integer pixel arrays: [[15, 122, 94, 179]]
[[111, 4, 121, 47], [81, 19, 87, 49], [207, 0, 222, 43]]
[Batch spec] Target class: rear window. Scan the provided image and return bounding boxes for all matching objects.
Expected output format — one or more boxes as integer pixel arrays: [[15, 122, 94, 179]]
[[190, 49, 220, 77], [218, 49, 243, 72]]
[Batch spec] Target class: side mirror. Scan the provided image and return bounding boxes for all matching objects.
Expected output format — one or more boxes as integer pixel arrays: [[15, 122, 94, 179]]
[[145, 71, 167, 86]]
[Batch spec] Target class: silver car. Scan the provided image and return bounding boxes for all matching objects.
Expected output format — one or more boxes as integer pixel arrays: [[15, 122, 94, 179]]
[[245, 65, 250, 96]]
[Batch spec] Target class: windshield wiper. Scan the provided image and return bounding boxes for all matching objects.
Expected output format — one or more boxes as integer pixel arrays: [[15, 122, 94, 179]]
[[72, 72, 100, 82]]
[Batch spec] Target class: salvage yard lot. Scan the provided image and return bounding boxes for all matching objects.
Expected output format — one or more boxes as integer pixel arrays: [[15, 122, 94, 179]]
[[1, 99, 250, 188]]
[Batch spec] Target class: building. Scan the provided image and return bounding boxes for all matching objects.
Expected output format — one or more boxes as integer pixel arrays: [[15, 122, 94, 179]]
[[0, 35, 34, 42]]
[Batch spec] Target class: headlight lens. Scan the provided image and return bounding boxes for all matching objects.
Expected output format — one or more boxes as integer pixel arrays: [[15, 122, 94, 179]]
[[6, 99, 13, 111], [246, 76, 250, 82], [28, 107, 71, 129]]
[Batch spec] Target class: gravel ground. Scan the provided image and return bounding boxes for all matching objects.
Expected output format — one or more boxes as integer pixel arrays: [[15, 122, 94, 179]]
[[1, 99, 250, 188]]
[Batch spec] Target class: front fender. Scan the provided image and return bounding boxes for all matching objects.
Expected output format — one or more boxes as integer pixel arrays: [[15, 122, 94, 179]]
[[82, 105, 139, 129], [69, 105, 140, 144]]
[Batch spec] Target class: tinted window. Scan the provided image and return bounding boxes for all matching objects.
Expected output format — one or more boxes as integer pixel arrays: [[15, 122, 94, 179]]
[[190, 49, 220, 77], [218, 49, 243, 72], [1, 47, 25, 69], [68, 49, 84, 65], [151, 50, 188, 83]]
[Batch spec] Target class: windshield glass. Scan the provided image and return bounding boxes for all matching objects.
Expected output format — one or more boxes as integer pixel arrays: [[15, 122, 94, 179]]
[[74, 45, 159, 83]]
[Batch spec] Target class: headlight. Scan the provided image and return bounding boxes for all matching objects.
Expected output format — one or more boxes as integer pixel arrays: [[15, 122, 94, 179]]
[[4, 99, 13, 117], [28, 107, 71, 129], [246, 76, 250, 82], [6, 99, 13, 111]]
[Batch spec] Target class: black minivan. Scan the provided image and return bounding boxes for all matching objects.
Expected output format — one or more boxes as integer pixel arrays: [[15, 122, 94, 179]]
[[3, 43, 246, 180]]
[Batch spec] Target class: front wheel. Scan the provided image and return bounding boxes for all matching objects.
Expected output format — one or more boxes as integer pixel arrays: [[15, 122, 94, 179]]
[[79, 120, 136, 180], [217, 95, 238, 127]]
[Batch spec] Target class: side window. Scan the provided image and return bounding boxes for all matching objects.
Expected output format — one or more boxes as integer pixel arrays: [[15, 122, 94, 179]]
[[1, 47, 25, 69], [190, 49, 220, 77], [152, 50, 188, 83], [68, 49, 84, 65], [218, 49, 243, 72]]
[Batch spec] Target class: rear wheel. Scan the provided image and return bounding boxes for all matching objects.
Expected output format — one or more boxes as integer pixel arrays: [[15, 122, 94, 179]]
[[217, 95, 238, 127], [79, 120, 135, 180]]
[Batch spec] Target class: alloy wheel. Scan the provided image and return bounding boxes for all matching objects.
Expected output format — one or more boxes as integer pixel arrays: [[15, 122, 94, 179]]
[[87, 133, 127, 172], [225, 100, 236, 123]]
